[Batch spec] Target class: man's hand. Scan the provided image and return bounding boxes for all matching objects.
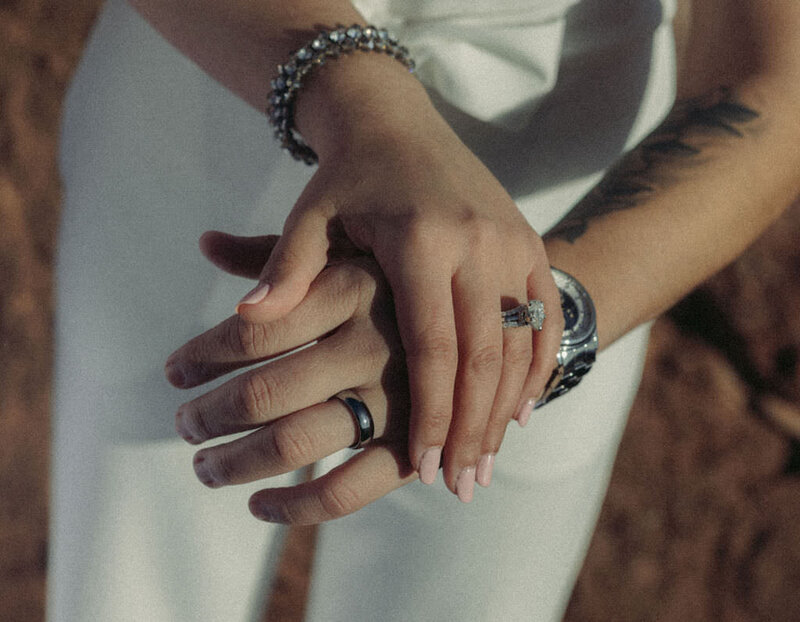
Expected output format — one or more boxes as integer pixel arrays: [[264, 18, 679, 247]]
[[165, 232, 419, 523]]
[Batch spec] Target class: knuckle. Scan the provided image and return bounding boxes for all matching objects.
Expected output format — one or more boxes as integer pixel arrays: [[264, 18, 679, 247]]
[[406, 333, 458, 367], [337, 262, 377, 314], [419, 408, 453, 435], [503, 338, 533, 369], [356, 331, 392, 366], [318, 479, 362, 519], [269, 424, 312, 469], [238, 373, 276, 423], [465, 343, 503, 376], [231, 316, 271, 358], [465, 215, 499, 247], [402, 218, 447, 256]]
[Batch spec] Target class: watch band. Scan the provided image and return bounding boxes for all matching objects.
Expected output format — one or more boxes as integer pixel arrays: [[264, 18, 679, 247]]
[[535, 267, 598, 408]]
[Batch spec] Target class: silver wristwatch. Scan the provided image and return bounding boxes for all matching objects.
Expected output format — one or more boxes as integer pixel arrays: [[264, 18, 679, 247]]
[[535, 267, 598, 408]]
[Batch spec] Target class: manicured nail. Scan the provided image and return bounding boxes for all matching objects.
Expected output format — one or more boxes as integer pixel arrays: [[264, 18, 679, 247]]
[[417, 446, 442, 485], [476, 453, 495, 488], [516, 398, 536, 428], [236, 282, 270, 312], [456, 466, 476, 503], [193, 453, 218, 488]]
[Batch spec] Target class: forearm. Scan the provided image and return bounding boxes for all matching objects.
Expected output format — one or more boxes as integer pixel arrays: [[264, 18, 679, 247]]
[[127, 1, 431, 159], [127, 0, 368, 109], [544, 77, 800, 349]]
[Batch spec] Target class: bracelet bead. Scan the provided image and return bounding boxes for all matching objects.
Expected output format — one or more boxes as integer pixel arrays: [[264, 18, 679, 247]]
[[267, 24, 416, 164]]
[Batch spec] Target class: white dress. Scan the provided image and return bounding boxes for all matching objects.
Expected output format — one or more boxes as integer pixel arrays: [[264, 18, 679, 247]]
[[50, 1, 676, 620]]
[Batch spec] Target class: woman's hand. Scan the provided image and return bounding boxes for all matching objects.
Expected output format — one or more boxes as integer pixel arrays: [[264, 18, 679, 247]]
[[235, 55, 563, 500]]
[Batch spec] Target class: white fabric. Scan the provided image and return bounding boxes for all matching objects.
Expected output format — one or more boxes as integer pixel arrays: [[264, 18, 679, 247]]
[[50, 0, 676, 620]]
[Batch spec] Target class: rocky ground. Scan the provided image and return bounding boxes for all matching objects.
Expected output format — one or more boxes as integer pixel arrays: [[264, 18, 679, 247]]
[[2, 2, 799, 621]]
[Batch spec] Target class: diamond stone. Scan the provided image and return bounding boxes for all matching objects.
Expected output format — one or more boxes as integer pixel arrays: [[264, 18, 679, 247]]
[[526, 300, 546, 330]]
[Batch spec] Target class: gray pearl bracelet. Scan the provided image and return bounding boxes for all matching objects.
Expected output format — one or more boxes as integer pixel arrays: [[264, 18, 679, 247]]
[[267, 24, 416, 165]]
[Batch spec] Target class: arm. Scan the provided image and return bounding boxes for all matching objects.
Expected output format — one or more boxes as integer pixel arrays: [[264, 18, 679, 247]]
[[126, 0, 364, 111], [165, 0, 800, 523], [546, 0, 800, 347]]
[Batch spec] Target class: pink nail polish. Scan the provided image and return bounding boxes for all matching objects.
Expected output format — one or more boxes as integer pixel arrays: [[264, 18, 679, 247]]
[[236, 282, 270, 312], [418, 447, 442, 485], [517, 398, 536, 428], [476, 454, 495, 488], [456, 467, 476, 503]]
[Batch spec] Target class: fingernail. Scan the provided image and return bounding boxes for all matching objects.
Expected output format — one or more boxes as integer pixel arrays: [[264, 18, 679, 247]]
[[193, 453, 218, 488], [476, 453, 495, 488], [236, 282, 270, 312], [456, 466, 476, 503], [175, 407, 199, 444], [165, 361, 186, 388], [417, 446, 442, 485], [249, 497, 282, 523], [516, 398, 536, 428]]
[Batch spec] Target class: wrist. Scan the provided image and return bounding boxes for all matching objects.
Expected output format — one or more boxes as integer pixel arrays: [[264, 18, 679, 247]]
[[293, 51, 435, 162]]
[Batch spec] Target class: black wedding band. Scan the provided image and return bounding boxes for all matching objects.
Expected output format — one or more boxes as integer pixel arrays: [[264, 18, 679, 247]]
[[334, 390, 375, 449]]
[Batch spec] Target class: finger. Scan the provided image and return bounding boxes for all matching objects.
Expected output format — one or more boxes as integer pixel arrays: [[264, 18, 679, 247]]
[[174, 322, 387, 444], [165, 262, 365, 388], [476, 300, 533, 487], [199, 231, 280, 279], [442, 265, 503, 501], [518, 260, 564, 425], [236, 204, 333, 322], [192, 388, 387, 488], [382, 255, 457, 487], [248, 442, 418, 525]]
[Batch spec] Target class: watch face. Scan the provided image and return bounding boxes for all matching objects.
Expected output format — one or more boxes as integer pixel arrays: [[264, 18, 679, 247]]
[[552, 268, 596, 347]]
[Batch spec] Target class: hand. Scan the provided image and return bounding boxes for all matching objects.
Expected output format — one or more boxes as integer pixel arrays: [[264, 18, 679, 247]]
[[167, 231, 420, 523], [235, 59, 564, 500]]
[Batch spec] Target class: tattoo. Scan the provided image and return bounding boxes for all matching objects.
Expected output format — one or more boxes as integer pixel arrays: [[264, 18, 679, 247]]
[[547, 87, 760, 243]]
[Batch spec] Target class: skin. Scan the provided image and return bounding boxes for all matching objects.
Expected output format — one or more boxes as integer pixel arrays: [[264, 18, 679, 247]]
[[131, 0, 564, 501], [162, 0, 800, 522]]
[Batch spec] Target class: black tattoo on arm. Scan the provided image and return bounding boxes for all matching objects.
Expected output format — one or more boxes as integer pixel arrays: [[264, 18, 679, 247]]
[[547, 87, 760, 243]]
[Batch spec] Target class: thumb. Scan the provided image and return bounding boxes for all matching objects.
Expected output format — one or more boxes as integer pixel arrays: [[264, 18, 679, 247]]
[[235, 208, 331, 323], [199, 231, 280, 279]]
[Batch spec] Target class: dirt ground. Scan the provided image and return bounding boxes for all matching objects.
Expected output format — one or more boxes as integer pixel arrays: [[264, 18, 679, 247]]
[[2, 2, 800, 621]]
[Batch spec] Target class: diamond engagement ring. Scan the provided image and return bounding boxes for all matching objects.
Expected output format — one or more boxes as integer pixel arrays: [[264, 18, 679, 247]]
[[501, 300, 546, 330]]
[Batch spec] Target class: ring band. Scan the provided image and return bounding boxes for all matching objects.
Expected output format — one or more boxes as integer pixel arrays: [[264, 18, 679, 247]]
[[501, 300, 545, 330], [334, 390, 375, 449]]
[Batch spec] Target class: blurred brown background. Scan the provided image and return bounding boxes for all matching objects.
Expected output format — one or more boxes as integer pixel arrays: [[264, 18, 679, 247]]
[[2, 2, 800, 621]]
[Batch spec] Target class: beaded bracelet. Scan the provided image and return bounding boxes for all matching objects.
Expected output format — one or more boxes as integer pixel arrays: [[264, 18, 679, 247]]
[[267, 24, 416, 165]]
